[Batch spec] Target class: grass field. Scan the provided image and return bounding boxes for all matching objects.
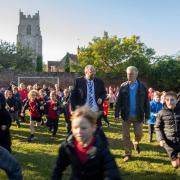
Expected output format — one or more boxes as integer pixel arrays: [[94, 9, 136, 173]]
[[0, 111, 180, 180]]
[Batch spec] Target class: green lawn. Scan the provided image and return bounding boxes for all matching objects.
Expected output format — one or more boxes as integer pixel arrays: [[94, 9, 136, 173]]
[[0, 111, 180, 180]]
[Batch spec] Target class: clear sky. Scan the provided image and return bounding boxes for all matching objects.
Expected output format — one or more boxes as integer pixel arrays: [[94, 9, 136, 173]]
[[0, 0, 180, 62]]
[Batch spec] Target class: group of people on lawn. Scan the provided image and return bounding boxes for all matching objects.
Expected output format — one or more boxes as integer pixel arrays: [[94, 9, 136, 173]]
[[0, 64, 180, 179]]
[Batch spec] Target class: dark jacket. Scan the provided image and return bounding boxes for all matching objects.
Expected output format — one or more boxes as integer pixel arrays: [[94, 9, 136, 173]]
[[115, 80, 150, 122], [44, 100, 61, 118], [0, 146, 23, 180], [0, 93, 6, 108], [52, 134, 121, 180], [155, 103, 180, 144], [0, 104, 12, 152], [6, 97, 19, 113], [70, 76, 107, 111]]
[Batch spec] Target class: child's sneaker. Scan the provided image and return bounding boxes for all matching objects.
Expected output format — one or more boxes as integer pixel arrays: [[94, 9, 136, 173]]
[[28, 134, 34, 142], [123, 155, 131, 162]]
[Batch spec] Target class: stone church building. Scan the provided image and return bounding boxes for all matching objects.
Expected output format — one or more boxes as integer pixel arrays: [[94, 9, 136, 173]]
[[17, 11, 42, 59]]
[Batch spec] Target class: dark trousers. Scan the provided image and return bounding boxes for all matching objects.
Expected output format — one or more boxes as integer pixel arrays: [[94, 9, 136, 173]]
[[102, 115, 109, 125], [148, 124, 155, 141], [109, 103, 114, 109], [97, 111, 104, 128], [0, 131, 12, 153], [163, 142, 180, 161], [46, 118, 58, 136], [61, 108, 71, 133]]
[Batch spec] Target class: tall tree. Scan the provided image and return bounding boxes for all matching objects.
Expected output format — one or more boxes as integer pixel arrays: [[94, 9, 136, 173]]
[[15, 44, 35, 71], [64, 53, 70, 72], [150, 56, 180, 91], [36, 55, 43, 72], [0, 40, 36, 71], [0, 40, 16, 69], [76, 32, 155, 74]]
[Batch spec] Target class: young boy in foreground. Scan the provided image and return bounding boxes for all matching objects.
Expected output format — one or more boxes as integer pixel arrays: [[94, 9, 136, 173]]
[[52, 106, 121, 180]]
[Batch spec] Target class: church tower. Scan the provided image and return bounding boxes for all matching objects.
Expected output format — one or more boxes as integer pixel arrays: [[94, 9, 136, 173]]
[[17, 10, 42, 57]]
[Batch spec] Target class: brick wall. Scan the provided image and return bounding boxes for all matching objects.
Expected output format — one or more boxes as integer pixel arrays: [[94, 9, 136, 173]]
[[0, 70, 149, 89]]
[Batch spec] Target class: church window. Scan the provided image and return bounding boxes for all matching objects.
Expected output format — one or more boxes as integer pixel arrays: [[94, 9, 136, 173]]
[[27, 25, 31, 35]]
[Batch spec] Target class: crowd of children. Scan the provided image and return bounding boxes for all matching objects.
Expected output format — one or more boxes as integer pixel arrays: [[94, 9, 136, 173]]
[[0, 82, 180, 179], [0, 84, 120, 146]]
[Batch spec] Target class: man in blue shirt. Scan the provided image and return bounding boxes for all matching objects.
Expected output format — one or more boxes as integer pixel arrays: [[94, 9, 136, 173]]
[[115, 66, 150, 162]]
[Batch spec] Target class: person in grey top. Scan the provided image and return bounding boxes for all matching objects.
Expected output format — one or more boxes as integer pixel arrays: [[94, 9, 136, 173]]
[[0, 146, 23, 180]]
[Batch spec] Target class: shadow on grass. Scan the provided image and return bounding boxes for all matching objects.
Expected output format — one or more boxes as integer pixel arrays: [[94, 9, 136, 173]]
[[120, 170, 179, 180], [13, 150, 63, 179], [11, 124, 68, 145]]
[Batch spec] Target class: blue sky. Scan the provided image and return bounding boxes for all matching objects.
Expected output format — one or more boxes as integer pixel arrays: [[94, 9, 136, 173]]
[[0, 0, 180, 62]]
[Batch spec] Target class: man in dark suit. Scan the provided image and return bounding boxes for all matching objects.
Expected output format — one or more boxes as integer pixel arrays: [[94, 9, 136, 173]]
[[70, 65, 107, 127]]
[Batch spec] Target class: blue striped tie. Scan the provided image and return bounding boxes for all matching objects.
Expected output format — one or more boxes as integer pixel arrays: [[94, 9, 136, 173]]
[[88, 81, 93, 108]]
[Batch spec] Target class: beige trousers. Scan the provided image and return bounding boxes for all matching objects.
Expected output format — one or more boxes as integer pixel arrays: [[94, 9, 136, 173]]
[[122, 117, 143, 156]]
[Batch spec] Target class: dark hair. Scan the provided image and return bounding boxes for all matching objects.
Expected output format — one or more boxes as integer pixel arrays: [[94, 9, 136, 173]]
[[165, 91, 177, 99]]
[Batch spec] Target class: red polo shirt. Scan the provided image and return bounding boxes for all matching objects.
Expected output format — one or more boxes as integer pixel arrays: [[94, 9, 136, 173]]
[[74, 137, 95, 163]]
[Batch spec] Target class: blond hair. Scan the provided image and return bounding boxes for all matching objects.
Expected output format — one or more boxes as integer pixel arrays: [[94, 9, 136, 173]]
[[71, 106, 97, 125], [28, 90, 39, 100], [153, 91, 161, 98], [50, 91, 56, 97]]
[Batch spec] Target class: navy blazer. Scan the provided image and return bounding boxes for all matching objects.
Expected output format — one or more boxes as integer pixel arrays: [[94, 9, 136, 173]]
[[70, 76, 106, 111]]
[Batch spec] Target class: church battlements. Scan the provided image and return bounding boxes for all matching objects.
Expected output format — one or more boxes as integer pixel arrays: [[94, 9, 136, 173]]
[[19, 11, 39, 20]]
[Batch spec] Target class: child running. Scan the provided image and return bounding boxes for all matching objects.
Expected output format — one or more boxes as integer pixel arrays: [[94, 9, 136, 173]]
[[6, 90, 21, 128], [52, 106, 121, 180], [148, 91, 162, 142], [45, 91, 61, 137], [21, 90, 44, 142], [155, 91, 180, 169]]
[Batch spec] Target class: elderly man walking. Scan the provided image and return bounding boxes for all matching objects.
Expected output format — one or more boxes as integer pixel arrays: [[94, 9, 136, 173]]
[[115, 66, 150, 162]]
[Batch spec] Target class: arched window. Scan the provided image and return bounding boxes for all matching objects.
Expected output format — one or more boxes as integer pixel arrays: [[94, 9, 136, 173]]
[[27, 25, 31, 35], [27, 41, 30, 48]]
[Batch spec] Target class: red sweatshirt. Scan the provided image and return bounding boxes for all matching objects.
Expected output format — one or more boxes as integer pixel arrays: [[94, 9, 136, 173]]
[[48, 100, 58, 119], [103, 100, 108, 116], [29, 100, 40, 118], [19, 88, 28, 102]]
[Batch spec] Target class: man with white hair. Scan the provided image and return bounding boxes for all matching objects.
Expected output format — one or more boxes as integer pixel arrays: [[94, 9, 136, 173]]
[[70, 65, 106, 127], [115, 66, 150, 162]]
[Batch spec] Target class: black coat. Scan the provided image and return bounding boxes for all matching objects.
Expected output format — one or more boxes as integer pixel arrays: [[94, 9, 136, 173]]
[[0, 108, 12, 152], [115, 80, 150, 122], [6, 97, 19, 113], [155, 103, 180, 144], [70, 77, 107, 111], [52, 134, 121, 180]]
